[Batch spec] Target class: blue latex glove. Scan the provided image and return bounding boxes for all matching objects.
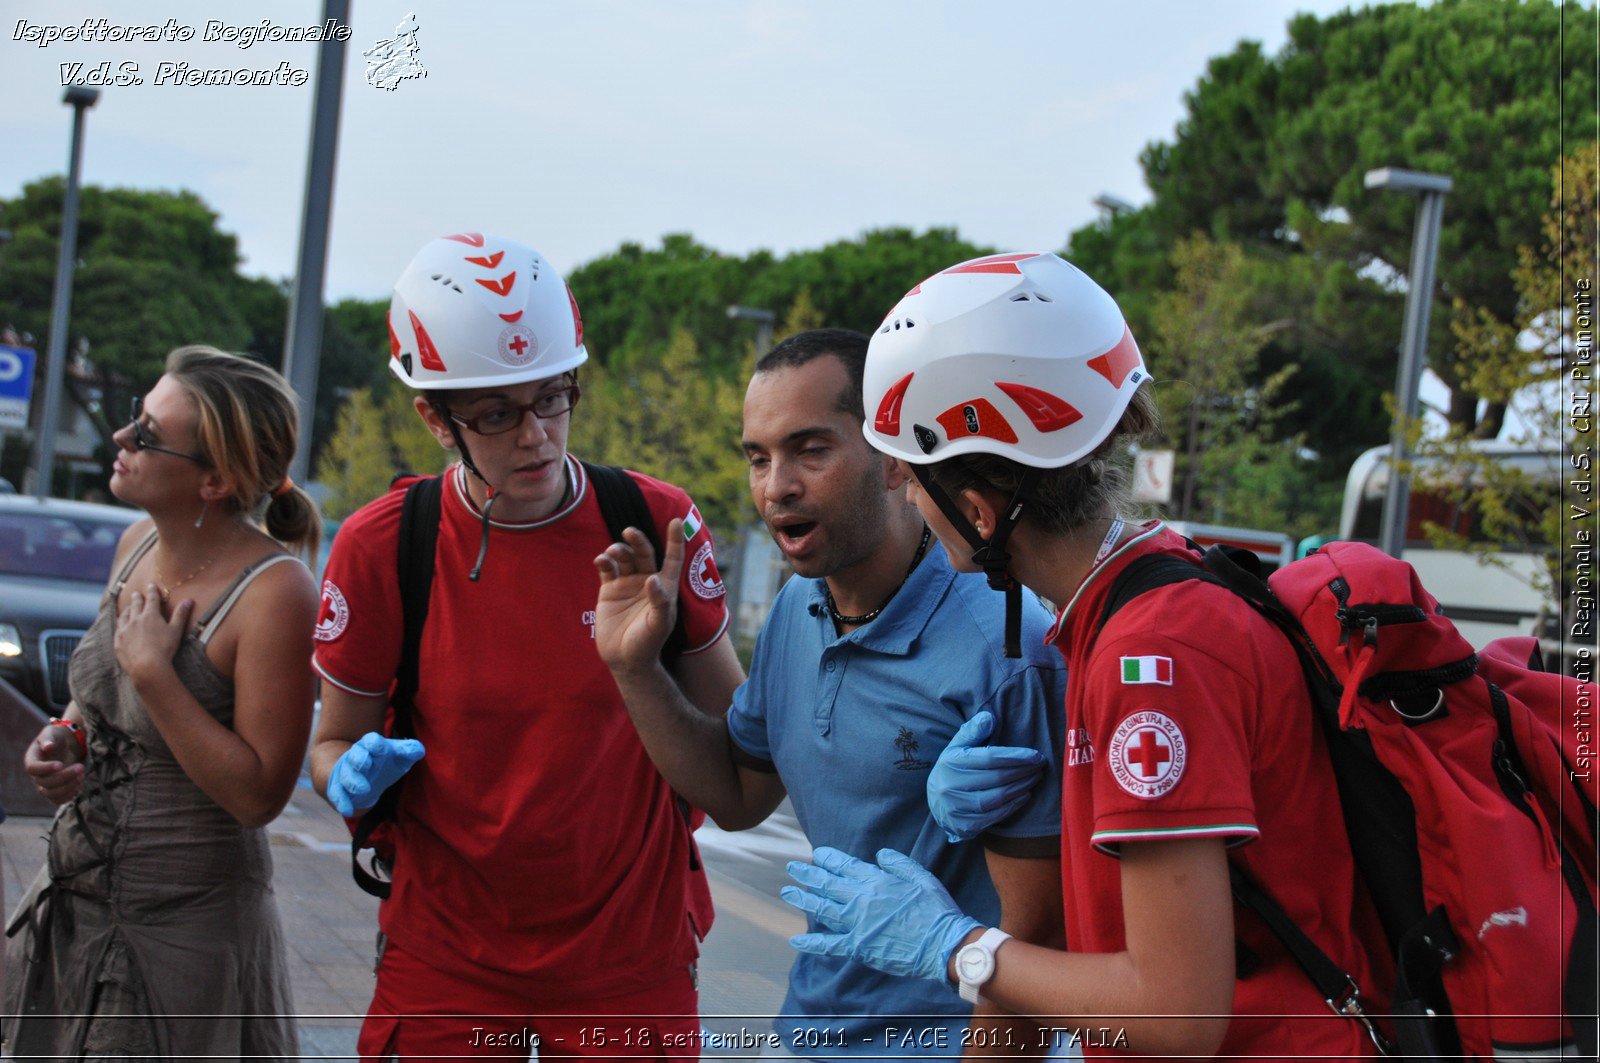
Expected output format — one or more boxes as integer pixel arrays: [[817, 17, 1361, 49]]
[[326, 733, 426, 817], [928, 710, 1048, 843], [780, 846, 982, 983]]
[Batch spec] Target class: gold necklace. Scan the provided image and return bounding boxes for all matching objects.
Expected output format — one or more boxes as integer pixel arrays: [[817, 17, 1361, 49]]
[[154, 549, 219, 603]]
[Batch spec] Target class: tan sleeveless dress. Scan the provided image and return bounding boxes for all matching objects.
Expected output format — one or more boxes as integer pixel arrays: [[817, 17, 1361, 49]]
[[5, 532, 301, 1060]]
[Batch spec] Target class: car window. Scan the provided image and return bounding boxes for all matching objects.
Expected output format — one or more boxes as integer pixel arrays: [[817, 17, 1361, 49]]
[[0, 514, 130, 583]]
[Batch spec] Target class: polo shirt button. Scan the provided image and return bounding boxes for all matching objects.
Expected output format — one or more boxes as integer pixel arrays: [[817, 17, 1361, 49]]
[[824, 661, 837, 672]]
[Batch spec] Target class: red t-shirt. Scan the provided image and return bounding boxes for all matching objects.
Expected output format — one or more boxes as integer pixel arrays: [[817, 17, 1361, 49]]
[[1049, 524, 1389, 1059], [314, 458, 730, 999]]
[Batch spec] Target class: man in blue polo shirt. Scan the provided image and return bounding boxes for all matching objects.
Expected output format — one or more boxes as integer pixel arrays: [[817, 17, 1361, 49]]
[[594, 329, 1067, 1060]]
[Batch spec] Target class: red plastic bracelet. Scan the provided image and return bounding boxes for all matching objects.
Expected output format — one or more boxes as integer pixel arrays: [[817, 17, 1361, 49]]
[[48, 717, 87, 756]]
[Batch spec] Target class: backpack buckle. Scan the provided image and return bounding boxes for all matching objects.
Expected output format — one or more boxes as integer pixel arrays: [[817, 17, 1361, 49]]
[[1328, 978, 1395, 1056]]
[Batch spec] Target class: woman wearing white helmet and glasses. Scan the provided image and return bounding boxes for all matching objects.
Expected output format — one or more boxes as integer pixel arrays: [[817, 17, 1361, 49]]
[[309, 234, 743, 1060], [779, 253, 1389, 1059]]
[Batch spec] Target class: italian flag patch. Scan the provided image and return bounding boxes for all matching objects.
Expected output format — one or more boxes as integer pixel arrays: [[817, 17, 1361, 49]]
[[1120, 656, 1173, 685], [682, 505, 703, 541]]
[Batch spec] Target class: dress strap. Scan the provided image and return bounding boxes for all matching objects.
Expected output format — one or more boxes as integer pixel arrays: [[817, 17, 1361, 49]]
[[107, 529, 160, 601], [195, 554, 303, 646]]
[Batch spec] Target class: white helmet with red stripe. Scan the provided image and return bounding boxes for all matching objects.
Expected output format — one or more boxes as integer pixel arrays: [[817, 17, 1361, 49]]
[[862, 252, 1149, 469], [388, 233, 588, 390]]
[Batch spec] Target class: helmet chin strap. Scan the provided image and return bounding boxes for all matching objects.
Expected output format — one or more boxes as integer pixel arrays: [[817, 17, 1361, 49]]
[[443, 420, 498, 583], [908, 464, 1039, 658]]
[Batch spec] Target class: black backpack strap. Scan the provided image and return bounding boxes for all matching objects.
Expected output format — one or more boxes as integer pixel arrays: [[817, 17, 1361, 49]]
[[1231, 865, 1395, 1054], [1096, 550, 1223, 632], [350, 474, 444, 899], [583, 461, 687, 668], [394, 474, 444, 720], [582, 462, 704, 870]]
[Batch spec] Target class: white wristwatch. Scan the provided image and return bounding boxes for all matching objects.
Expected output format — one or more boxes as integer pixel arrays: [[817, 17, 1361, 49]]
[[954, 927, 1012, 1004]]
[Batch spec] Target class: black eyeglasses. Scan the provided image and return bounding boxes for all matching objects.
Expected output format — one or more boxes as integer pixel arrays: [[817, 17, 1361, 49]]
[[447, 385, 581, 436], [127, 397, 207, 464]]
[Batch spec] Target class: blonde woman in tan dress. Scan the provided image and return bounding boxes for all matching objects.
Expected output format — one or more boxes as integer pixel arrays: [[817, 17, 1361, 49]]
[[5, 346, 321, 1060]]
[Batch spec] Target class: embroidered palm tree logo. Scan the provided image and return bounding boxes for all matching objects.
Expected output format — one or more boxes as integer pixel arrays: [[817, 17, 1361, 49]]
[[894, 726, 929, 770]]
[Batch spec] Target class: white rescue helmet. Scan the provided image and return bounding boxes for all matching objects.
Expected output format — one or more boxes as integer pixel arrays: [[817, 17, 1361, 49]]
[[862, 252, 1149, 469], [388, 233, 588, 390]]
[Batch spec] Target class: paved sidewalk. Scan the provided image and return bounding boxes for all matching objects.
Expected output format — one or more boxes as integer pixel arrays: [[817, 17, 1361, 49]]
[[0, 779, 801, 1060]]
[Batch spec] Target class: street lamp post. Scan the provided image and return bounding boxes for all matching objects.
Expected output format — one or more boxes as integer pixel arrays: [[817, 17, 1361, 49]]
[[1363, 167, 1452, 559], [32, 86, 100, 501], [282, 0, 351, 484], [727, 305, 777, 355], [1092, 193, 1134, 219]]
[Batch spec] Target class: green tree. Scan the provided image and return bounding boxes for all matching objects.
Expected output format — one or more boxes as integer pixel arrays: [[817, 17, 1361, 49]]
[[1147, 236, 1331, 536], [313, 298, 394, 463], [567, 234, 760, 373], [0, 178, 402, 483], [0, 180, 273, 486], [745, 227, 994, 338], [313, 377, 446, 520], [569, 326, 747, 539], [569, 227, 994, 378], [1071, 0, 1594, 470], [1414, 145, 1597, 607]]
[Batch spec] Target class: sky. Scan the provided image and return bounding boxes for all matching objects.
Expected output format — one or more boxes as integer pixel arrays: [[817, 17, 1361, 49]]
[[2, 0, 1361, 302]]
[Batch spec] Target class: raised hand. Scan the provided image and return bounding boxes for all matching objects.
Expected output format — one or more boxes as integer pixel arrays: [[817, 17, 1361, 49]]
[[781, 846, 981, 983], [592, 519, 683, 675], [927, 711, 1048, 842]]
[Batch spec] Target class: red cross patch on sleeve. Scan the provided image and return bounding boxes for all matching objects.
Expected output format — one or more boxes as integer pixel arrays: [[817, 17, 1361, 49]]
[[1107, 711, 1187, 799]]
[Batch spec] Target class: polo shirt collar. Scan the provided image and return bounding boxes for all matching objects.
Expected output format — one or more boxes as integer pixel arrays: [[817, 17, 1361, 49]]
[[803, 537, 956, 656], [1045, 519, 1167, 645]]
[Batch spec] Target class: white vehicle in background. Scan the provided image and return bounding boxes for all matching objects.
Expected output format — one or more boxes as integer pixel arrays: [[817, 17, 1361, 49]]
[[1338, 442, 1560, 651], [1164, 521, 1295, 575]]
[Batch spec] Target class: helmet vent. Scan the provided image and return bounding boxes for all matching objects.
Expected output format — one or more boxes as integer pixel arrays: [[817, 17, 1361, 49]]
[[428, 273, 464, 294], [1036, 292, 1053, 302], [1010, 293, 1031, 302], [884, 317, 916, 330]]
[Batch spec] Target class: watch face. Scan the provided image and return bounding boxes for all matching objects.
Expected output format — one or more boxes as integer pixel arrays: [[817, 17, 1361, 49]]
[[957, 944, 994, 983]]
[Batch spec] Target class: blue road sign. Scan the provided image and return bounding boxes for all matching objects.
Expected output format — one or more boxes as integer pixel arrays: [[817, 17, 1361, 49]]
[[0, 345, 37, 429]]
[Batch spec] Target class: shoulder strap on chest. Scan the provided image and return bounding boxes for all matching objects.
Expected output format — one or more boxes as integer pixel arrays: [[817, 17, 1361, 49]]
[[108, 528, 160, 599], [1096, 551, 1219, 634], [1096, 544, 1312, 666], [581, 462, 701, 871], [393, 474, 445, 734], [350, 474, 442, 900], [582, 462, 687, 668], [195, 554, 301, 645]]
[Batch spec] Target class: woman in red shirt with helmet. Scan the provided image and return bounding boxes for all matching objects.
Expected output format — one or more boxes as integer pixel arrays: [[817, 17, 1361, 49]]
[[780, 252, 1390, 1060]]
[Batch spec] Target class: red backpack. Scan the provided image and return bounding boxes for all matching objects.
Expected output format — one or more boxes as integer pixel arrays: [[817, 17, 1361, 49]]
[[1103, 540, 1598, 1059]]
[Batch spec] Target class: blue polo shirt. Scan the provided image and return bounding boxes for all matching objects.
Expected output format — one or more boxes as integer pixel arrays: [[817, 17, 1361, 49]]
[[727, 540, 1067, 1058]]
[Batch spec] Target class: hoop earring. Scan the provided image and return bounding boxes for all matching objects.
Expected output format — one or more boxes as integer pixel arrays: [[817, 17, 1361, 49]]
[[194, 499, 209, 529]]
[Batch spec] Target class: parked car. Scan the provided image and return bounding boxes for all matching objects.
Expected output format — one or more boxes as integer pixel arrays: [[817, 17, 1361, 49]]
[[0, 496, 142, 714]]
